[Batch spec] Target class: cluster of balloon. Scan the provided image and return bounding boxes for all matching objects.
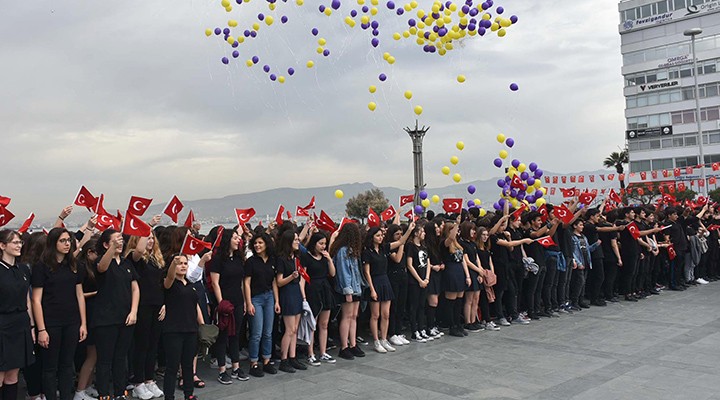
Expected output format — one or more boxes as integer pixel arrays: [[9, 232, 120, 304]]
[[491, 134, 547, 212], [441, 141, 466, 183], [204, 0, 518, 115], [414, 190, 442, 215]]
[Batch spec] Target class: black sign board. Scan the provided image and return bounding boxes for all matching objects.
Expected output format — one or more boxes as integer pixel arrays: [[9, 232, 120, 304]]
[[626, 126, 673, 140]]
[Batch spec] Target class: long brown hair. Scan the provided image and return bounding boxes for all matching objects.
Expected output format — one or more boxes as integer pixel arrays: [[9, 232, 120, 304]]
[[476, 227, 491, 251], [441, 222, 462, 253], [124, 233, 165, 269], [329, 222, 362, 259], [41, 228, 77, 273]]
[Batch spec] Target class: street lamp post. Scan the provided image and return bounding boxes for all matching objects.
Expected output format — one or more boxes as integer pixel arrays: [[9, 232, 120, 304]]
[[684, 28, 707, 196], [405, 120, 430, 210]]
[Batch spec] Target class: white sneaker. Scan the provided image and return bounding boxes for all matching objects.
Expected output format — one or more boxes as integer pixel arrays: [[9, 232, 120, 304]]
[[497, 317, 511, 326], [429, 327, 443, 337], [145, 382, 163, 398], [73, 391, 96, 400], [412, 331, 427, 343], [85, 387, 99, 398], [319, 353, 336, 363], [380, 339, 396, 352], [696, 278, 709, 285], [132, 383, 154, 400], [485, 321, 501, 331], [399, 334, 411, 345], [420, 330, 434, 341], [389, 335, 404, 346], [373, 340, 387, 353]]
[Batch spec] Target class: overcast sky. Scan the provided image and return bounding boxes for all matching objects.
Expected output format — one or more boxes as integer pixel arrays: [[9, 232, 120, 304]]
[[1, 0, 625, 220]]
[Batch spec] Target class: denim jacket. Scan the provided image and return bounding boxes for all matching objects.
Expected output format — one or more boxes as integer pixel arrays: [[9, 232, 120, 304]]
[[333, 246, 362, 296], [570, 233, 600, 270]]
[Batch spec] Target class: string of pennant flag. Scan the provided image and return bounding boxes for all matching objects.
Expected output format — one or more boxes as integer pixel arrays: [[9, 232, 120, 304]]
[[544, 164, 720, 187]]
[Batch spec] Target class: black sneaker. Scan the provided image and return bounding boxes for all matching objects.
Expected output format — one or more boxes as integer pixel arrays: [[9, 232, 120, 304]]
[[464, 323, 482, 333], [349, 346, 365, 358], [448, 327, 464, 337], [231, 368, 249, 381], [217, 371, 233, 385], [290, 358, 307, 370], [185, 396, 198, 400], [278, 360, 296, 373], [338, 347, 355, 360], [262, 362, 278, 375], [248, 364, 264, 378]]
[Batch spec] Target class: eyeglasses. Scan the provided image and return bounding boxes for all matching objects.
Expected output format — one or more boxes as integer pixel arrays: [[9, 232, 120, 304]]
[[58, 238, 73, 244], [9, 240, 24, 246]]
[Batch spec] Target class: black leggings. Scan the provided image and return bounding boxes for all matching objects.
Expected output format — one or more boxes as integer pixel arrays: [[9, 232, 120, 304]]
[[132, 305, 162, 383], [388, 272, 407, 337], [212, 302, 244, 365], [406, 283, 426, 333], [603, 258, 619, 299], [163, 332, 197, 400], [23, 344, 43, 397], [479, 288, 492, 323], [522, 268, 540, 315], [619, 252, 638, 295], [542, 259, 557, 311], [95, 324, 134, 397], [41, 324, 80, 400]]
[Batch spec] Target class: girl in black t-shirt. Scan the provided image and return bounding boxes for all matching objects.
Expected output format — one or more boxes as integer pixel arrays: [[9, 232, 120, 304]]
[[458, 222, 483, 333], [422, 221, 444, 339], [75, 239, 100, 400], [275, 231, 307, 373], [441, 222, 472, 338], [162, 255, 204, 400], [405, 225, 431, 342], [31, 228, 87, 400]]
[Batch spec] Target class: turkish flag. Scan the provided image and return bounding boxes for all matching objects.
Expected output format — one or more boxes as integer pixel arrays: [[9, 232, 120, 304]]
[[561, 176, 567, 184], [180, 233, 211, 256], [315, 211, 337, 232], [713, 163, 720, 171], [537, 204, 549, 223], [686, 167, 693, 175], [678, 182, 686, 191], [619, 173, 625, 182], [697, 196, 708, 206], [96, 212, 121, 232], [0, 195, 10, 207], [163, 195, 184, 223], [536, 235, 556, 248], [511, 205, 526, 221], [544, 177, 550, 184], [286, 210, 293, 220], [589, 175, 595, 183], [668, 244, 677, 261], [552, 204, 575, 225], [608, 189, 622, 203], [511, 175, 525, 189], [579, 191, 596, 205], [94, 194, 108, 216], [626, 221, 641, 240], [651, 170, 658, 179], [302, 196, 316, 211], [74, 186, 97, 210], [275, 205, 285, 225], [18, 213, 35, 234], [638, 188, 645, 196], [184, 210, 195, 228], [339, 217, 354, 231], [127, 196, 152, 216], [368, 208, 381, 227], [381, 205, 397, 221], [578, 175, 585, 183], [399, 194, 414, 207], [122, 212, 152, 237], [662, 193, 676, 204], [640, 171, 647, 180], [600, 174, 605, 181], [295, 258, 311, 284], [403, 208, 414, 220], [552, 176, 558, 184], [212, 226, 224, 250], [699, 179, 705, 187], [296, 206, 309, 217], [550, 187, 556, 196], [235, 208, 256, 225], [560, 188, 575, 198], [0, 206, 15, 228], [668, 185, 675, 193], [710, 177, 717, 185], [674, 168, 681, 177], [707, 224, 720, 231], [608, 174, 615, 181], [570, 176, 576, 183], [442, 198, 463, 213], [662, 169, 669, 177]]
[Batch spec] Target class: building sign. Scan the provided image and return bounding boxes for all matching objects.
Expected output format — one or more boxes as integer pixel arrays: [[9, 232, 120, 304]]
[[621, 1, 720, 33], [626, 126, 673, 140], [657, 55, 693, 69], [628, 79, 681, 95]]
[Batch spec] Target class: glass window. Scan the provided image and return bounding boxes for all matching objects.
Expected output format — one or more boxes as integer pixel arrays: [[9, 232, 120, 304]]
[[680, 68, 692, 78], [709, 133, 720, 144], [683, 110, 696, 123], [657, 1, 669, 13], [649, 140, 661, 149], [705, 154, 720, 163], [628, 117, 638, 129], [635, 75, 646, 84], [649, 94, 660, 106], [628, 142, 640, 151], [637, 96, 648, 107], [675, 156, 698, 167], [673, 0, 686, 10], [656, 70, 668, 81], [669, 69, 680, 79], [627, 97, 637, 108], [653, 158, 674, 170], [670, 90, 682, 102], [660, 113, 671, 125], [659, 92, 670, 104], [686, 136, 697, 146], [631, 160, 652, 172], [624, 9, 636, 20], [638, 116, 649, 128], [641, 4, 652, 17], [704, 63, 717, 74], [649, 114, 660, 127], [639, 141, 651, 150], [691, 0, 704, 5], [662, 138, 673, 148], [672, 112, 683, 124], [706, 85, 719, 98], [705, 108, 720, 121], [646, 74, 658, 83], [673, 137, 684, 147], [683, 87, 695, 100]]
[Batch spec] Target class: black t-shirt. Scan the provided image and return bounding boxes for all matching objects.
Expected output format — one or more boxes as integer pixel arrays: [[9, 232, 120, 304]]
[[459, 239, 478, 268], [405, 242, 428, 284], [478, 248, 491, 270], [93, 257, 138, 327], [244, 255, 276, 297], [441, 242, 464, 265], [0, 260, 31, 314], [276, 256, 300, 285], [666, 220, 688, 251], [508, 228, 524, 263], [598, 222, 618, 263], [31, 260, 84, 327], [617, 219, 639, 257], [583, 222, 604, 259], [299, 252, 330, 281], [131, 256, 165, 307], [490, 235, 510, 268], [362, 243, 391, 276], [210, 256, 245, 305], [525, 229, 546, 267], [162, 279, 199, 333], [387, 247, 405, 274]]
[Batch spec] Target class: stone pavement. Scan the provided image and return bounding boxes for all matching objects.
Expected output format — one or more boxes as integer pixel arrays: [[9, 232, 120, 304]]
[[192, 284, 720, 400]]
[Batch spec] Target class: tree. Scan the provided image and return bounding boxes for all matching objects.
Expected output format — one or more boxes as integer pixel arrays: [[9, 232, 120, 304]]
[[603, 148, 629, 190], [345, 188, 390, 221], [674, 188, 697, 203], [709, 188, 720, 204]]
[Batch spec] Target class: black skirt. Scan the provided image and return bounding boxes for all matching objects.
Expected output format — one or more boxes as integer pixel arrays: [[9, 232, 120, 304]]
[[279, 283, 303, 316], [369, 274, 394, 302], [443, 261, 467, 293], [427, 270, 443, 295], [465, 269, 481, 292], [0, 311, 35, 371], [306, 278, 336, 316]]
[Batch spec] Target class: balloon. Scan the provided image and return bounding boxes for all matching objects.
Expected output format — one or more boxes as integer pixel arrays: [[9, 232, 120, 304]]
[[414, 105, 423, 115], [518, 163, 527, 173], [505, 138, 515, 148], [452, 173, 461, 183], [404, 90, 413, 100], [499, 150, 508, 159], [414, 205, 424, 214], [431, 195, 440, 203], [498, 198, 507, 207], [474, 199, 482, 206], [307, 60, 315, 68], [493, 158, 503, 168], [335, 190, 344, 199], [534, 190, 543, 199], [441, 166, 451, 175], [493, 202, 501, 211], [511, 159, 520, 168], [496, 179, 505, 188], [534, 180, 542, 189], [496, 133, 506, 143], [536, 198, 546, 206], [534, 169, 543, 178], [450, 156, 459, 165], [369, 85, 377, 93], [467, 200, 475, 208], [379, 73, 387, 81], [520, 172, 529, 181], [419, 191, 428, 200], [509, 189, 518, 198], [422, 199, 431, 208], [457, 75, 466, 83], [467, 185, 476, 194], [526, 177, 536, 186], [529, 162, 538, 172], [526, 186, 535, 193], [456, 141, 465, 151], [479, 208, 487, 217], [510, 83, 519, 91], [368, 102, 377, 111], [526, 195, 536, 203]]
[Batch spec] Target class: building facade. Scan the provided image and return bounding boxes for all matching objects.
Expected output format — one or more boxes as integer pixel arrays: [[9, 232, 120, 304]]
[[619, 0, 720, 192]]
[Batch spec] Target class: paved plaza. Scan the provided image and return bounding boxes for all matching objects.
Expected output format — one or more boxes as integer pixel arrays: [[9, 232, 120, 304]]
[[194, 284, 720, 400]]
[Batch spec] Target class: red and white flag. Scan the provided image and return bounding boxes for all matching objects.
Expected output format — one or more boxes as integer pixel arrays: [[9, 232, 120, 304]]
[[183, 210, 195, 228], [18, 213, 35, 233], [180, 233, 211, 256], [381, 205, 397, 221], [127, 196, 152, 216], [510, 175, 525, 190], [295, 258, 311, 284], [707, 224, 720, 232], [578, 191, 596, 206], [315, 211, 337, 232], [235, 208, 256, 225], [0, 206, 15, 228], [295, 206, 309, 217], [626, 221, 640, 240], [339, 217, 354, 231], [399, 194, 414, 207], [74, 186, 97, 210], [0, 195, 11, 207], [163, 195, 184, 223], [212, 226, 224, 250], [301, 196, 316, 211], [94, 194, 108, 216], [442, 198, 462, 213], [537, 204, 549, 223], [122, 212, 152, 237], [404, 208, 416, 220], [368, 208, 380, 227], [511, 205, 526, 221], [552, 204, 575, 225], [536, 235, 556, 248], [608, 189, 622, 204], [286, 210, 293, 220], [560, 187, 575, 198], [96, 212, 121, 232], [275, 204, 285, 225], [668, 244, 677, 260]]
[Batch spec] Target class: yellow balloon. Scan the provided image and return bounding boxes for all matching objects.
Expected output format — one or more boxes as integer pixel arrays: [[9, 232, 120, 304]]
[[456, 141, 465, 150], [496, 133, 506, 143], [441, 166, 451, 175], [499, 150, 508, 159], [278, 76, 285, 83], [421, 199, 430, 208], [479, 208, 487, 217], [450, 156, 459, 165], [511, 198, 519, 208], [307, 60, 314, 68], [457, 75, 466, 83], [431, 195, 440, 203], [526, 186, 535, 194], [540, 187, 547, 194], [369, 85, 377, 93], [404, 90, 413, 100], [518, 163, 527, 172], [246, 60, 253, 67], [535, 198, 546, 206], [335, 190, 344, 199], [221, 0, 230, 6], [452, 173, 461, 183], [414, 105, 423, 115], [265, 16, 274, 25], [387, 56, 395, 64], [534, 181, 543, 189], [205, 28, 212, 36], [497, 28, 506, 37], [318, 38, 327, 46], [474, 199, 481, 206], [368, 102, 377, 111]]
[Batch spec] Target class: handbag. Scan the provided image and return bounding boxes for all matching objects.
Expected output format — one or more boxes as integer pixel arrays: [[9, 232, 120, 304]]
[[522, 257, 539, 275]]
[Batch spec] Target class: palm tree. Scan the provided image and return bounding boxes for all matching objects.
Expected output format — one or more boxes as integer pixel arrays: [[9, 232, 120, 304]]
[[603, 149, 629, 190]]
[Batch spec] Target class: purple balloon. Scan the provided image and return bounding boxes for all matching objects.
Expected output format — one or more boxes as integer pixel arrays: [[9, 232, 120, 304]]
[[331, 0, 341, 10], [467, 185, 476, 195], [371, 38, 379, 47], [414, 205, 424, 214], [529, 162, 538, 172], [520, 172, 529, 181], [269, 74, 277, 81], [511, 159, 520, 168], [510, 83, 519, 91], [221, 57, 229, 64], [252, 56, 259, 64], [496, 6, 504, 14], [527, 177, 536, 186], [497, 179, 506, 188], [379, 73, 387, 81], [535, 190, 543, 199], [498, 198, 507, 207], [263, 65, 270, 73], [505, 138, 515, 148], [281, 15, 288, 23], [493, 202, 501, 211], [258, 13, 265, 21], [287, 67, 295, 76], [509, 189, 518, 198], [311, 28, 319, 36], [467, 200, 475, 208], [526, 195, 536, 203], [386, 1, 395, 9], [493, 158, 503, 168], [517, 192, 525, 201], [323, 49, 330, 57], [232, 50, 239, 58], [504, 176, 511, 182], [419, 191, 428, 200], [510, 15, 518, 23], [534, 169, 544, 178]]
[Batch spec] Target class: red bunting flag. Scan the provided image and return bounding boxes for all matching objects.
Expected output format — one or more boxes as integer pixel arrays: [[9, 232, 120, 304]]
[[235, 208, 256, 225], [549, 187, 556, 196], [626, 221, 641, 240], [678, 182, 686, 191], [18, 213, 35, 234], [536, 235, 556, 248], [183, 210, 195, 228], [0, 196, 10, 207], [713, 163, 720, 171], [399, 194, 414, 207], [0, 206, 15, 228], [608, 174, 615, 181], [570, 176, 576, 183], [600, 174, 605, 181], [579, 191, 597, 205], [699, 179, 705, 188], [368, 208, 381, 227], [127, 196, 152, 216], [710, 177, 717, 185], [442, 198, 463, 213], [674, 168, 681, 177], [561, 176, 567, 184], [662, 169, 669, 177], [380, 205, 397, 221], [314, 211, 337, 232], [552, 204, 575, 225], [163, 195, 184, 223], [275, 205, 285, 226], [122, 212, 152, 237], [544, 177, 550, 184], [552, 176, 558, 184], [589, 175, 595, 183], [686, 167, 693, 175], [578, 175, 585, 183], [180, 233, 211, 256], [651, 170, 658, 179], [74, 186, 97, 210], [638, 188, 645, 196], [640, 171, 647, 180], [296, 206, 309, 217]]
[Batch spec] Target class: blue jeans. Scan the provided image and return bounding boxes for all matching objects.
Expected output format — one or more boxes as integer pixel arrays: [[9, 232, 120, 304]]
[[248, 291, 274, 362]]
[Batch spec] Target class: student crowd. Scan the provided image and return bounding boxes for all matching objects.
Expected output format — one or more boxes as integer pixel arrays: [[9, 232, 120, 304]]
[[0, 195, 717, 400]]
